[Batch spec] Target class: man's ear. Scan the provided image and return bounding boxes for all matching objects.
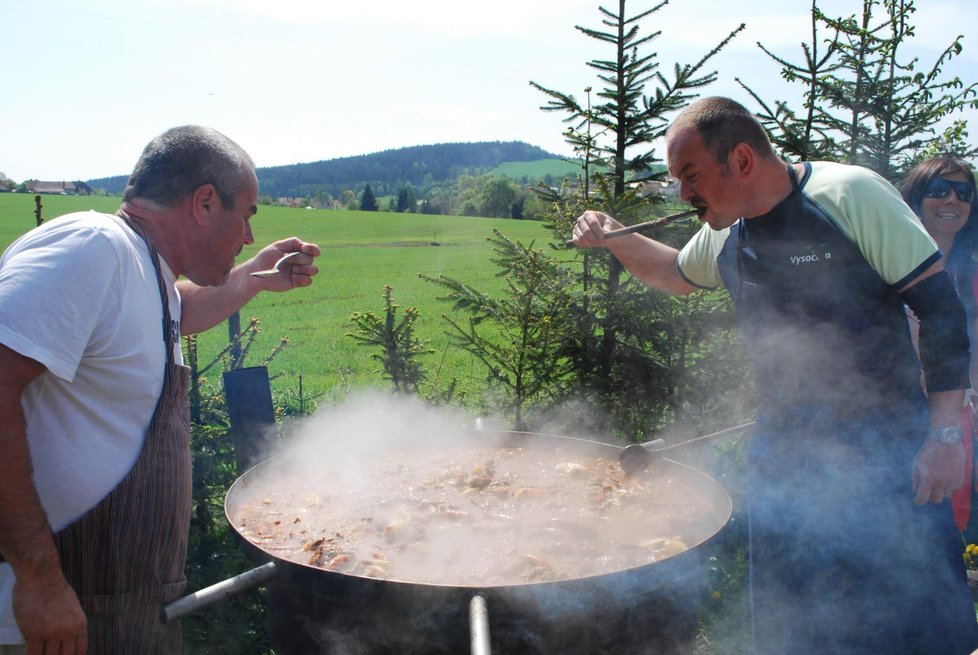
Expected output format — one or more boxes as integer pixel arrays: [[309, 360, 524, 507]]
[[730, 142, 754, 178], [191, 184, 218, 224]]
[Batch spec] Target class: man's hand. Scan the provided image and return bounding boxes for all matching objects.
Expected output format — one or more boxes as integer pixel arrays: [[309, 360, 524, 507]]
[[912, 439, 966, 505], [567, 211, 623, 248], [178, 237, 322, 335], [12, 569, 87, 655], [244, 238, 321, 291]]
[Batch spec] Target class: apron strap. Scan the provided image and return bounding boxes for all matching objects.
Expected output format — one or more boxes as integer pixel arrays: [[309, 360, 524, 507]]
[[116, 210, 177, 362]]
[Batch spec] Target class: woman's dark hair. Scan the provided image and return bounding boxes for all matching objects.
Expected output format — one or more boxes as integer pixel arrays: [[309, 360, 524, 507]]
[[899, 154, 978, 324], [123, 125, 255, 210]]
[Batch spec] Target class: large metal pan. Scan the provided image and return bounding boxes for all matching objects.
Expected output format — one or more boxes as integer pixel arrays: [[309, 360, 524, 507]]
[[189, 429, 733, 654]]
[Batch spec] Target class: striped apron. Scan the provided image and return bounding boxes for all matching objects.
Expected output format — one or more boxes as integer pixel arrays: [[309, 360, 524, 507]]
[[51, 212, 192, 653]]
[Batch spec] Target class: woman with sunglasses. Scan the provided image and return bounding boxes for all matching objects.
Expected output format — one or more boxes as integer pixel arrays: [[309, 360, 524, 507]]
[[900, 154, 978, 531]]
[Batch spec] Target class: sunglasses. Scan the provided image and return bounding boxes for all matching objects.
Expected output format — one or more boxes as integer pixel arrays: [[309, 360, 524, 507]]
[[922, 178, 975, 203]]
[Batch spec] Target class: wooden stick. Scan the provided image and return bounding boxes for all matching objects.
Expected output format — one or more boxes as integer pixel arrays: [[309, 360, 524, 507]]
[[602, 208, 699, 239], [565, 209, 698, 247]]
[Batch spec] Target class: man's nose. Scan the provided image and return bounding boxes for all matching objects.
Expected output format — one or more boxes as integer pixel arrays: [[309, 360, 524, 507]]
[[244, 222, 255, 245]]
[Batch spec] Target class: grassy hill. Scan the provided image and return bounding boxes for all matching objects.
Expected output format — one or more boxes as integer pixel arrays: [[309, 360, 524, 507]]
[[86, 141, 563, 198]]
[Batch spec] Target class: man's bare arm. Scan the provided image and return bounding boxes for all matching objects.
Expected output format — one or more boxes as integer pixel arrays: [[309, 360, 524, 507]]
[[568, 210, 697, 295], [0, 344, 87, 653]]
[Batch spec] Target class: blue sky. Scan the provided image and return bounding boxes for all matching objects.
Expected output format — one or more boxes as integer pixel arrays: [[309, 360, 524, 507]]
[[2, 0, 976, 181]]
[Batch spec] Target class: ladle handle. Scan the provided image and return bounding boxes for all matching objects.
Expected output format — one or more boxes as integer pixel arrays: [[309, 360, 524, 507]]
[[650, 421, 756, 453]]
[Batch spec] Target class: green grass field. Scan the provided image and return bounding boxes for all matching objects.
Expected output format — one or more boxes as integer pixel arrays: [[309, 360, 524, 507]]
[[0, 193, 561, 406]]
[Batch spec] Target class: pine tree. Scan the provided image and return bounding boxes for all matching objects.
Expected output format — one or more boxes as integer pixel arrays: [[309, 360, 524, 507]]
[[526, 0, 749, 438], [360, 184, 378, 212], [739, 0, 978, 179], [735, 0, 842, 162], [420, 231, 577, 430], [395, 186, 417, 213]]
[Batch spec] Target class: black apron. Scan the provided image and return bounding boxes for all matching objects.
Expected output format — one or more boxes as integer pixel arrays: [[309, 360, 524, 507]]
[[51, 212, 192, 654], [716, 165, 978, 654]]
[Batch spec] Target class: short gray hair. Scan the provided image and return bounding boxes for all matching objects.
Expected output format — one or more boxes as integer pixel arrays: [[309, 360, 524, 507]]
[[123, 125, 255, 210]]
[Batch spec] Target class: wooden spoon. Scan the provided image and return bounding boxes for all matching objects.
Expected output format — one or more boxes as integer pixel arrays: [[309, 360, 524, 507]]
[[565, 208, 699, 247]]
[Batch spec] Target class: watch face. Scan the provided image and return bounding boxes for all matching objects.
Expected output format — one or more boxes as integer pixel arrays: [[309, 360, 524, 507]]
[[932, 426, 964, 445]]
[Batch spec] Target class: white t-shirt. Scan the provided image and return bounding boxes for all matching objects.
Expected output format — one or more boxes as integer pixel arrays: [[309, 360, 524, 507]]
[[0, 211, 182, 644]]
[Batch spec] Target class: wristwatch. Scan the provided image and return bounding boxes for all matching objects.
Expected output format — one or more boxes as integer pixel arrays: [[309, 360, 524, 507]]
[[929, 425, 964, 445]]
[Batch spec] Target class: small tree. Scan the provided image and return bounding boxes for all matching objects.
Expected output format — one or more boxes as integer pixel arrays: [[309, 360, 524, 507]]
[[420, 230, 577, 431], [184, 317, 288, 423], [739, 0, 978, 179], [348, 285, 431, 394], [532, 1, 744, 206], [528, 0, 746, 438], [735, 0, 843, 162], [395, 186, 417, 213], [479, 176, 517, 218], [360, 184, 378, 212]]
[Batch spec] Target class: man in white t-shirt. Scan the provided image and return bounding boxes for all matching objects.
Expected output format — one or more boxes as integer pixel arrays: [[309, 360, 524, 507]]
[[0, 125, 321, 654]]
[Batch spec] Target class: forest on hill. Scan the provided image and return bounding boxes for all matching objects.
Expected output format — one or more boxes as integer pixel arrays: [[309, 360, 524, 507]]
[[86, 141, 563, 199]]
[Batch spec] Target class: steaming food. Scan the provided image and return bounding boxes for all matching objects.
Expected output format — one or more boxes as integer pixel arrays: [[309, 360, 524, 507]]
[[232, 444, 721, 586]]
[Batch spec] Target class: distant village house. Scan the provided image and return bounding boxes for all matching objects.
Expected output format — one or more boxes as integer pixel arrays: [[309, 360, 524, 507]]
[[25, 180, 93, 195]]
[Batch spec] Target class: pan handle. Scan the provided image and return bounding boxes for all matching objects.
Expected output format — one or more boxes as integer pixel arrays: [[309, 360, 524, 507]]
[[469, 594, 492, 655], [161, 561, 279, 623]]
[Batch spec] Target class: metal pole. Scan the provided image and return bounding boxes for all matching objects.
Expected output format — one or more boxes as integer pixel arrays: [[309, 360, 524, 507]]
[[161, 561, 278, 623], [469, 594, 492, 655]]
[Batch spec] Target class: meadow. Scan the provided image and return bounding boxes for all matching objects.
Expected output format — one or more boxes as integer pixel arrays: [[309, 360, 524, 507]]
[[489, 158, 583, 181], [0, 193, 562, 408]]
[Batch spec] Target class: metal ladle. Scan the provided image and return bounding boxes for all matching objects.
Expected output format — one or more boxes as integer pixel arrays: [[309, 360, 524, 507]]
[[619, 421, 755, 475], [249, 251, 302, 278]]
